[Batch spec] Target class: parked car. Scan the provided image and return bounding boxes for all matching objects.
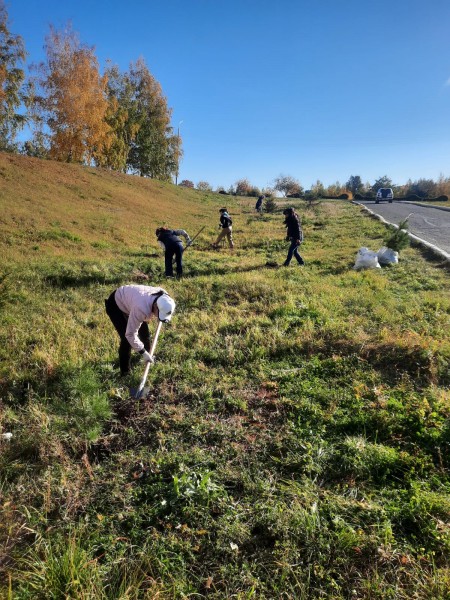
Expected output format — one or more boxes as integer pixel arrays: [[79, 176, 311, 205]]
[[376, 188, 394, 203]]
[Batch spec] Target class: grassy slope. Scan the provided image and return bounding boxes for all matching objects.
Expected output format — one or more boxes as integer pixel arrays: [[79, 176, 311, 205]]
[[0, 152, 450, 599], [0, 152, 226, 264]]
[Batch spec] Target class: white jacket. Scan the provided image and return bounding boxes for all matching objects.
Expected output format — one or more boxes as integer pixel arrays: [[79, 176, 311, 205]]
[[114, 285, 166, 351]]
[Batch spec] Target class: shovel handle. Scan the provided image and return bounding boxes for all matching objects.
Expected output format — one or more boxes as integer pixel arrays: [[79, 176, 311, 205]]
[[136, 321, 163, 396], [149, 320, 163, 357]]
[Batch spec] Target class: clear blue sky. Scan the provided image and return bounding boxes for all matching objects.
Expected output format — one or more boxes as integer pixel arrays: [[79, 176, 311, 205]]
[[6, 0, 450, 190]]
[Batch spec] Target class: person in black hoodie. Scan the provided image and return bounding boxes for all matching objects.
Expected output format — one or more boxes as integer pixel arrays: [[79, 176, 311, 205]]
[[212, 208, 234, 249], [283, 207, 304, 266], [156, 227, 191, 278]]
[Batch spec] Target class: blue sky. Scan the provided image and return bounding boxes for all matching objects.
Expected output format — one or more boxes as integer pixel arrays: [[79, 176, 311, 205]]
[[6, 0, 450, 190]]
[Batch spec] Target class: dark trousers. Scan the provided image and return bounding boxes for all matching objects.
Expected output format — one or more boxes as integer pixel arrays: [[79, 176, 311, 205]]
[[105, 291, 151, 375], [284, 240, 304, 266], [165, 242, 184, 277]]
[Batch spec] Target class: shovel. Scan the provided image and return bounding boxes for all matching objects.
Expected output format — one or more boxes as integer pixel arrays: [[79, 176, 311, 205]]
[[172, 225, 205, 264], [130, 321, 163, 399], [187, 225, 205, 249]]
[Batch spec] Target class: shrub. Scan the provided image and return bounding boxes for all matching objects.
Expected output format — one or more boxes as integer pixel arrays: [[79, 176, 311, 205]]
[[338, 193, 349, 199], [235, 178, 252, 196], [436, 195, 448, 202], [384, 218, 410, 252], [179, 180, 194, 188], [197, 181, 212, 192], [406, 194, 421, 201], [264, 197, 278, 213], [354, 193, 363, 200], [302, 192, 322, 207]]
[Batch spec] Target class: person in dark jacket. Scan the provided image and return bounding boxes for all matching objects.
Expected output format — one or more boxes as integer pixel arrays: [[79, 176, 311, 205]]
[[212, 208, 234, 249], [255, 195, 264, 213], [283, 207, 304, 266], [156, 227, 191, 278]]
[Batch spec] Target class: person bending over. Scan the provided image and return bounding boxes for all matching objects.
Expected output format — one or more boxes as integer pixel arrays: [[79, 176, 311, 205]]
[[105, 285, 175, 375], [156, 227, 191, 278]]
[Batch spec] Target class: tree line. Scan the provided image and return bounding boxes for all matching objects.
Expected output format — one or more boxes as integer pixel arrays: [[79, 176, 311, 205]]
[[179, 174, 450, 200], [0, 2, 180, 180], [2, 1, 449, 194]]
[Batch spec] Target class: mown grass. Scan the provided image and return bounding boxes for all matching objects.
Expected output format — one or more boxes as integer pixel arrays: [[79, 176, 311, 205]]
[[0, 154, 449, 598]]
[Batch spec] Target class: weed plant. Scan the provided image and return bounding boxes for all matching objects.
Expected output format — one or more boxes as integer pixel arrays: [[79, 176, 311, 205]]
[[0, 154, 449, 598]]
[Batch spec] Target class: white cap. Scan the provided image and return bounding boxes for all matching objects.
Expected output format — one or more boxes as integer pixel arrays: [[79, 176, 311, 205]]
[[156, 294, 176, 322]]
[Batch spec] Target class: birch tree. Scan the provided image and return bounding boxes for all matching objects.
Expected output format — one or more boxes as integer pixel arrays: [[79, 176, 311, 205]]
[[126, 58, 181, 180], [100, 63, 140, 170], [0, 0, 26, 149]]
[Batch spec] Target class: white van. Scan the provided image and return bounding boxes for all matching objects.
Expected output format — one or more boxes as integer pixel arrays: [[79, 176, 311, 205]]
[[376, 188, 394, 203]]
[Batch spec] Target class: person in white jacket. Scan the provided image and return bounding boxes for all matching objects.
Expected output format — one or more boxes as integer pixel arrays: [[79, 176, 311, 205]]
[[105, 285, 175, 376]]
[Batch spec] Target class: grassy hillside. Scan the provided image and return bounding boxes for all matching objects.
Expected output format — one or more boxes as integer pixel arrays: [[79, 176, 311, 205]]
[[0, 152, 233, 265], [0, 153, 449, 599]]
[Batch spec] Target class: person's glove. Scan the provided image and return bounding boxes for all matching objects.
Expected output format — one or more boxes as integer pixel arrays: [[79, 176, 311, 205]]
[[141, 351, 154, 364]]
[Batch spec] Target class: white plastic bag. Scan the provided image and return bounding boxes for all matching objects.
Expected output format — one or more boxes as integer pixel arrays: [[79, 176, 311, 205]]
[[377, 246, 399, 265], [353, 247, 381, 270]]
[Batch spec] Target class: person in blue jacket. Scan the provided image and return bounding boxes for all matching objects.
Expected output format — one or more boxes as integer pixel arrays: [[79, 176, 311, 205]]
[[283, 207, 304, 266], [156, 227, 191, 278]]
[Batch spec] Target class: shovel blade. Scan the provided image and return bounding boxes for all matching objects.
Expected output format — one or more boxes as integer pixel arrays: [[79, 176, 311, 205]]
[[130, 386, 150, 400]]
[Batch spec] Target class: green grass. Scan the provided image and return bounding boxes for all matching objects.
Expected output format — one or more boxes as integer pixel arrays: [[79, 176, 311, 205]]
[[0, 154, 449, 598]]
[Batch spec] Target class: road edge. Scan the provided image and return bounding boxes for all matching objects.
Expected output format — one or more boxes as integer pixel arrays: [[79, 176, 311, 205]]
[[352, 201, 450, 264], [398, 201, 450, 213]]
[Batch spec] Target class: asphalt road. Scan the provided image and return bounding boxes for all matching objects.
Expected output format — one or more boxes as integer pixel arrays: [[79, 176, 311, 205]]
[[360, 201, 450, 254]]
